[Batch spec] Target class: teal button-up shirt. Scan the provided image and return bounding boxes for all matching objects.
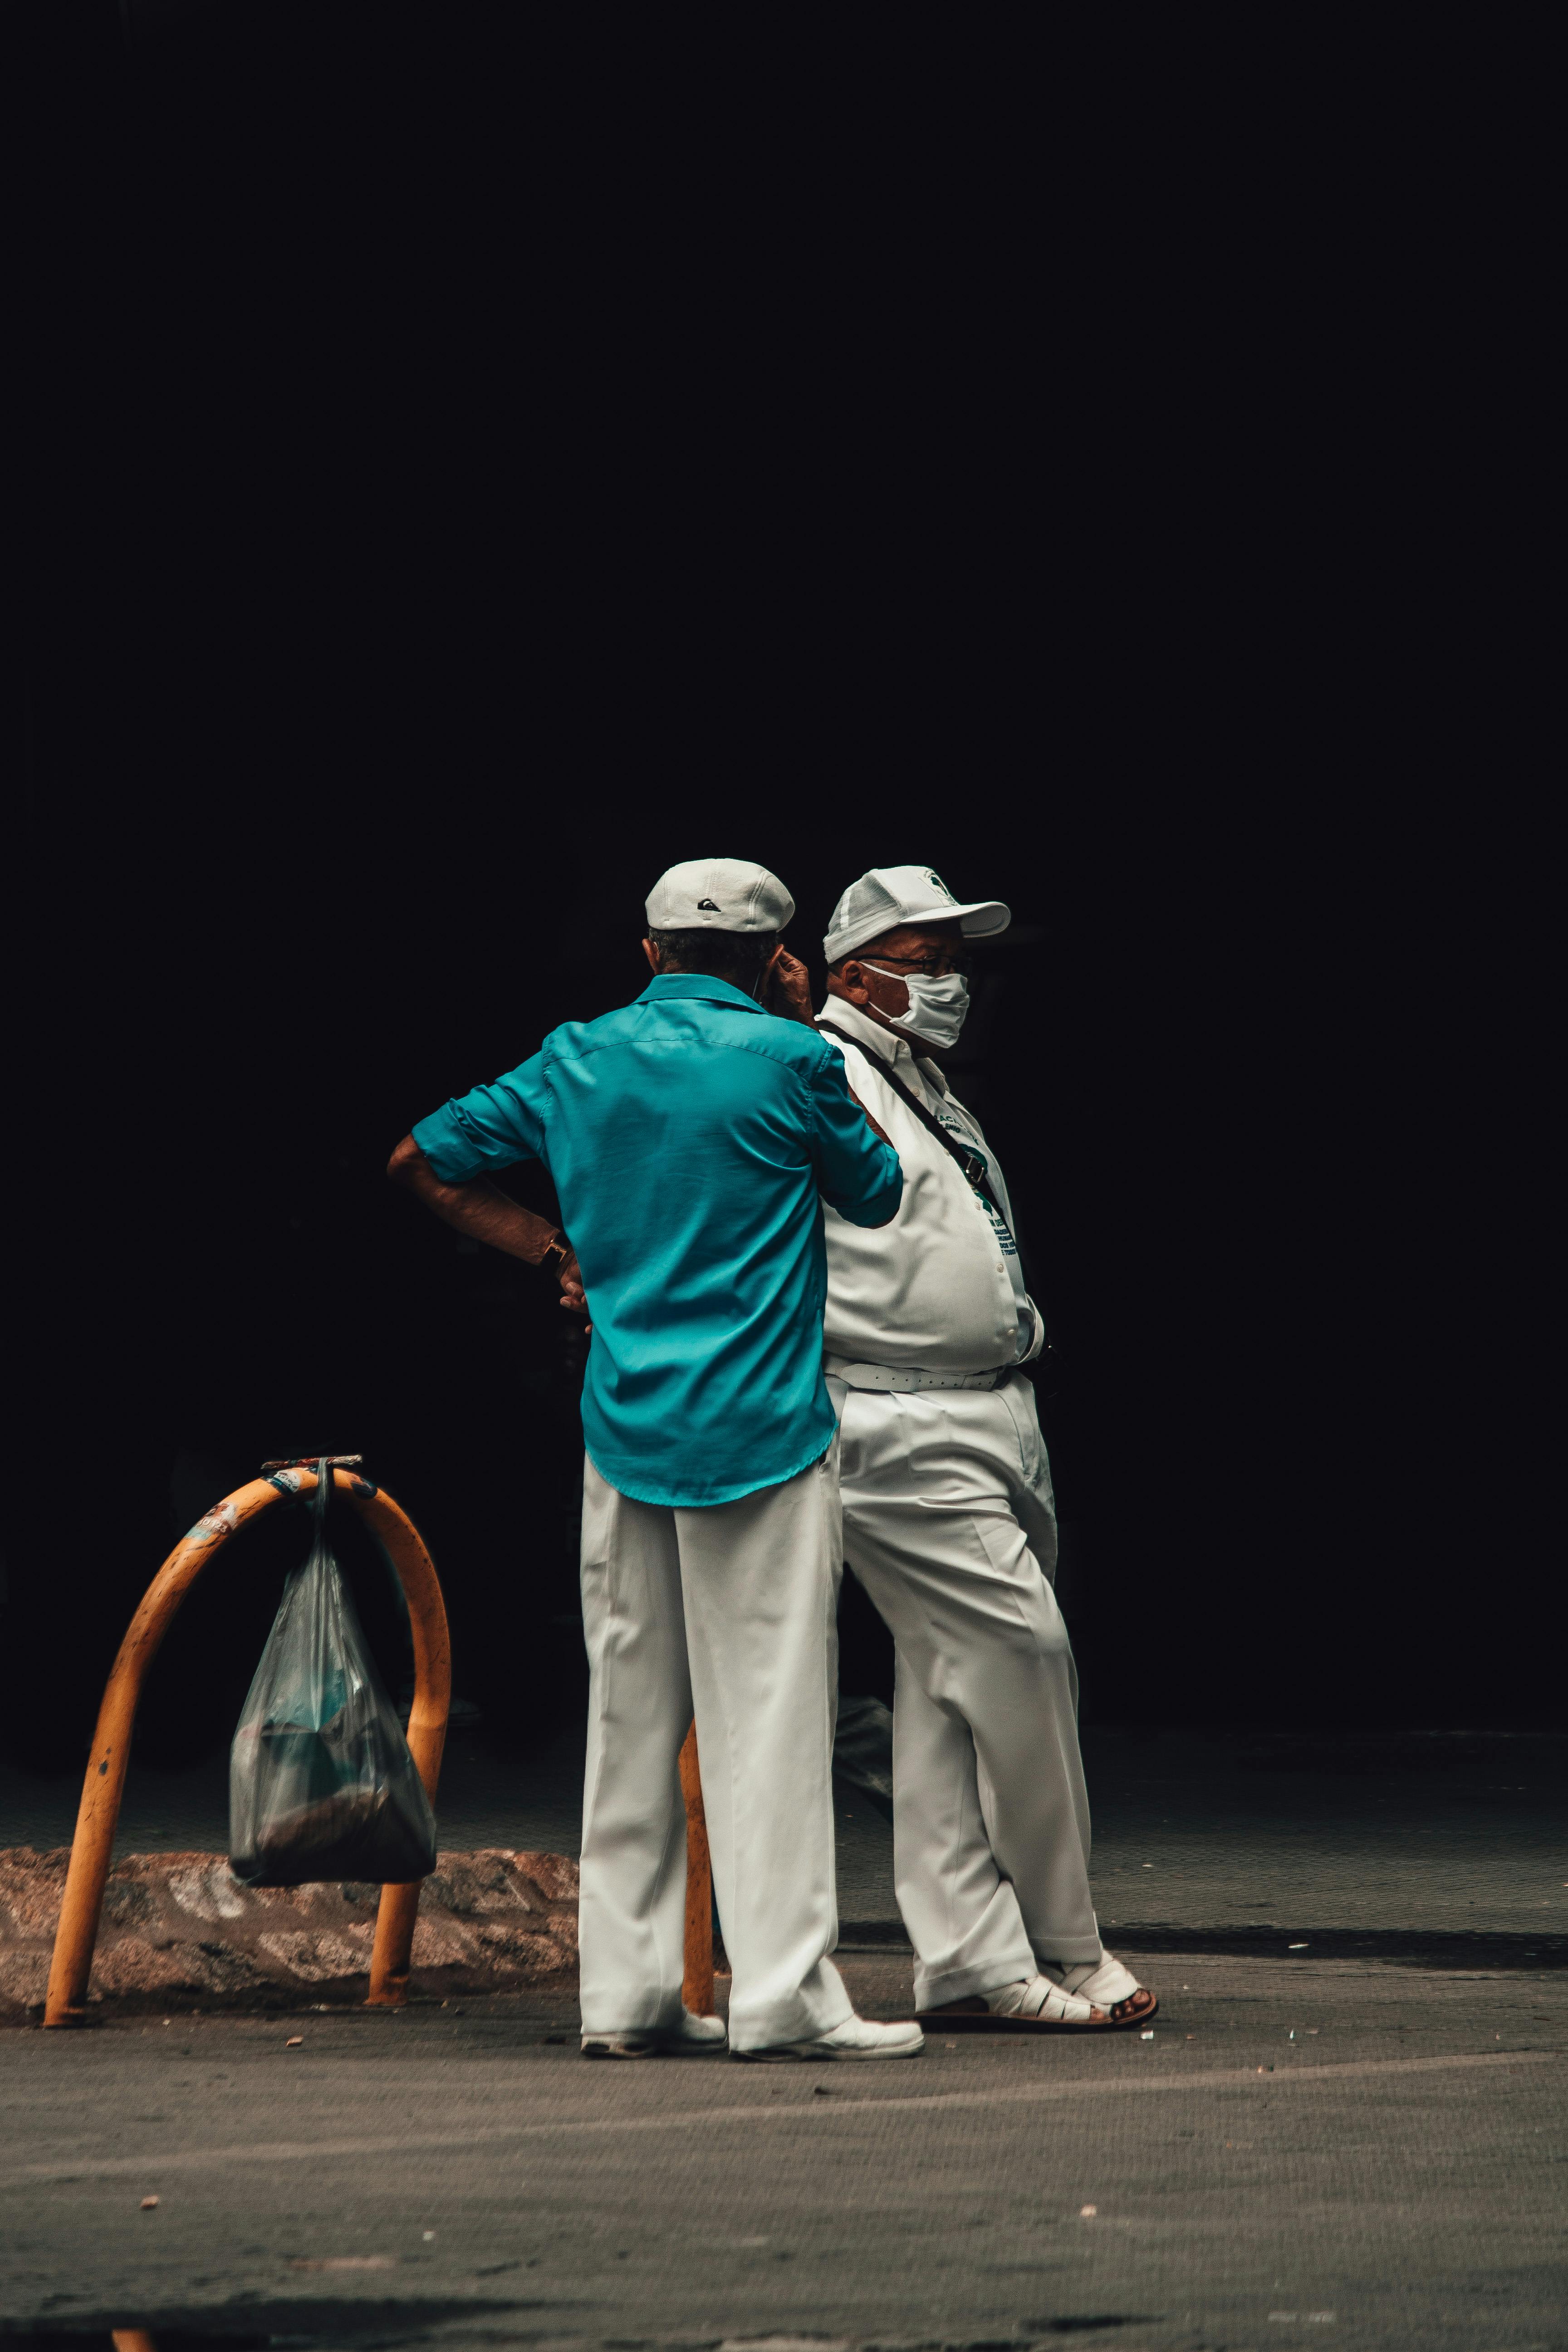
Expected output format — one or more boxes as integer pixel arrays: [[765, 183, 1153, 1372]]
[[412, 973, 903, 1507]]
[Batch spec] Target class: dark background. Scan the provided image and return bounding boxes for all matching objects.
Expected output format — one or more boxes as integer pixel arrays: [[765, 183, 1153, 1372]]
[[7, 5, 1557, 1780]]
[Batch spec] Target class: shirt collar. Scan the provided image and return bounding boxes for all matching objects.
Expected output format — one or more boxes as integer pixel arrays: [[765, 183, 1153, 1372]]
[[817, 994, 946, 1091], [637, 971, 764, 1014]]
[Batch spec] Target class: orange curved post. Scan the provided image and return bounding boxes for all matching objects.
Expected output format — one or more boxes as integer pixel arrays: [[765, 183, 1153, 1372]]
[[44, 1467, 450, 2027], [678, 1723, 714, 2018], [357, 1481, 451, 2005]]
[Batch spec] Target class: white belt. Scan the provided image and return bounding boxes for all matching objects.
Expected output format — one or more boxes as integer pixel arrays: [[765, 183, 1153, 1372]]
[[824, 1356, 1013, 1393]]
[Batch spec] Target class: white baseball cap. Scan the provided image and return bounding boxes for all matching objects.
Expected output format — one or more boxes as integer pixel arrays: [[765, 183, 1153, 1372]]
[[645, 857, 795, 935], [823, 864, 1011, 964]]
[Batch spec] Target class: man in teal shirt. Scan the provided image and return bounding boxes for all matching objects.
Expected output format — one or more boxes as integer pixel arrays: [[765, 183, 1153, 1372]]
[[390, 859, 919, 2061]]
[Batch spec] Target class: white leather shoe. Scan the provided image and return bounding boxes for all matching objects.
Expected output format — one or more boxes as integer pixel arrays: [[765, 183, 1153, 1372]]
[[666, 2008, 728, 2053], [581, 2030, 659, 2059], [735, 2014, 925, 2061], [581, 2008, 728, 2059]]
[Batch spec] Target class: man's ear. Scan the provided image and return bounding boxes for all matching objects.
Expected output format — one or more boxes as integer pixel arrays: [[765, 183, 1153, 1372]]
[[642, 937, 660, 974], [828, 956, 873, 1006]]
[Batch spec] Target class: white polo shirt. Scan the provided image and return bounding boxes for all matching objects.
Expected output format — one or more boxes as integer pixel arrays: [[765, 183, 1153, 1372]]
[[815, 998, 1044, 1375]]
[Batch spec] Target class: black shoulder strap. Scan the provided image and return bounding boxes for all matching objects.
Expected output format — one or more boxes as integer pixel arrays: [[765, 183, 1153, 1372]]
[[817, 1020, 1005, 1221]]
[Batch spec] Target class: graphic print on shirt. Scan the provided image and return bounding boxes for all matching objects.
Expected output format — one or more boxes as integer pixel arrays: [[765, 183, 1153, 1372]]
[[931, 1102, 1019, 1257]]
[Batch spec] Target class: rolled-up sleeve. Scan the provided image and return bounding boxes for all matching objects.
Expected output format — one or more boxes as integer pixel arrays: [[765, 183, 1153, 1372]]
[[807, 1048, 904, 1228], [411, 1053, 549, 1182]]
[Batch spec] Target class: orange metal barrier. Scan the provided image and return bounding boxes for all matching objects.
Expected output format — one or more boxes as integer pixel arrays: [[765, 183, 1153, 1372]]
[[44, 1465, 451, 2027], [679, 1723, 714, 2015]]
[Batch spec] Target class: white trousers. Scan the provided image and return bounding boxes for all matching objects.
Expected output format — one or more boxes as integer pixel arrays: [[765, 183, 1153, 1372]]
[[577, 1446, 853, 2053], [833, 1375, 1103, 2011]]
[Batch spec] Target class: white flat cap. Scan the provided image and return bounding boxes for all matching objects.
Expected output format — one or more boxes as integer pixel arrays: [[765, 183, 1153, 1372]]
[[824, 864, 1011, 964], [646, 857, 795, 935]]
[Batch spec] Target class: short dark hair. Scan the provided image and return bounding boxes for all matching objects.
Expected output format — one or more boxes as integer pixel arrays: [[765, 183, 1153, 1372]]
[[649, 927, 777, 989]]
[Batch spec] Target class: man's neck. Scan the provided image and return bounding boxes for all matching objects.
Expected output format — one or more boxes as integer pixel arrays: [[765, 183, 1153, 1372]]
[[822, 993, 944, 1065], [819, 994, 895, 1049]]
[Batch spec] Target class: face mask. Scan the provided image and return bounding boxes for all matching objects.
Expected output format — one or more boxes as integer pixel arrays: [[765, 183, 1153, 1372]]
[[864, 964, 970, 1051]]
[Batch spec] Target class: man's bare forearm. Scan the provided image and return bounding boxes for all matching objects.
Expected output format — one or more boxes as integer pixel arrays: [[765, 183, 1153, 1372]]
[[844, 1086, 893, 1148], [386, 1135, 563, 1264]]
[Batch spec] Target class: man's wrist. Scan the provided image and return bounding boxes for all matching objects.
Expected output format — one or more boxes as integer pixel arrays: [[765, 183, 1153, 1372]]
[[538, 1230, 570, 1272]]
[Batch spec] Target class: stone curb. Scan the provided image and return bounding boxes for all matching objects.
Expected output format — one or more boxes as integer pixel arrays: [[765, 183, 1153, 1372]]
[[0, 1847, 578, 2020], [836, 1919, 1568, 1968]]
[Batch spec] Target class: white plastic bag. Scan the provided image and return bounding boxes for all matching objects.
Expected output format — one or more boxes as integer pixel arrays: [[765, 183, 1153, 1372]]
[[229, 1462, 436, 1887]]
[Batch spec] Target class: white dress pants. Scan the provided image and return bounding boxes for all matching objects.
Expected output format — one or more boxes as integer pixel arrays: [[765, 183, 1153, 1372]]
[[577, 1445, 853, 2053], [833, 1375, 1103, 2011]]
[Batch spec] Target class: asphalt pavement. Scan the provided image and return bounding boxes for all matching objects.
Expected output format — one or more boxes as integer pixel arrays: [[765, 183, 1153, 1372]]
[[5, 1729, 1566, 2346], [4, 1952, 1565, 2351]]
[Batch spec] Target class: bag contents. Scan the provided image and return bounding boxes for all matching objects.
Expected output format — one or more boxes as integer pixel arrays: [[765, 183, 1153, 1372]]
[[229, 1460, 437, 1887]]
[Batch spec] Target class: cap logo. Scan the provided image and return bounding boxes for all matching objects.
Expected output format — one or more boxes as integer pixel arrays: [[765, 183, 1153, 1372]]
[[926, 870, 951, 897], [696, 897, 720, 911]]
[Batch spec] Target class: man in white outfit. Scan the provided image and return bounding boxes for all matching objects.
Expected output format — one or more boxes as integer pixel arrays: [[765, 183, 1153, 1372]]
[[815, 866, 1158, 2034], [393, 859, 923, 2061]]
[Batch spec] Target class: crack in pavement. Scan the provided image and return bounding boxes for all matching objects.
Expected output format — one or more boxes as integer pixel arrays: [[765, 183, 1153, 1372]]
[[9, 2045, 1558, 2183]]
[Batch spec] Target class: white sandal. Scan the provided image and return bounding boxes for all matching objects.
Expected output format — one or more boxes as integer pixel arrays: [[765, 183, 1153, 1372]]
[[1040, 1951, 1158, 2027], [917, 1974, 1107, 2032]]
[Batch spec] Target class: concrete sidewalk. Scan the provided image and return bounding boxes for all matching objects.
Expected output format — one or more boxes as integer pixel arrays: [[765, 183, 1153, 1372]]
[[4, 1726, 1563, 1964]]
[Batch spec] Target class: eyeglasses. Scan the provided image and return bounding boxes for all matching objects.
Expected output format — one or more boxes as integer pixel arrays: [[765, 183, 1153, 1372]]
[[861, 951, 973, 980]]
